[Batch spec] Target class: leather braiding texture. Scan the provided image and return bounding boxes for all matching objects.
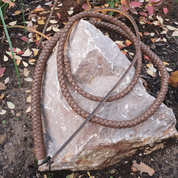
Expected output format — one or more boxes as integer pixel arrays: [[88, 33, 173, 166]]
[[31, 11, 168, 160]]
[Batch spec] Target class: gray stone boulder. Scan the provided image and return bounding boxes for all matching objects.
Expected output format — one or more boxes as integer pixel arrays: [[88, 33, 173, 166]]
[[39, 20, 177, 171]]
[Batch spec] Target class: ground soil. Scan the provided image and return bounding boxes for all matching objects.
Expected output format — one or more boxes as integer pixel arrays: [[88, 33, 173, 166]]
[[0, 0, 178, 178]]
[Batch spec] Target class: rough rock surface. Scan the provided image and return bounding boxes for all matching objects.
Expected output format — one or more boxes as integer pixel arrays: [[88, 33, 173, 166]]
[[39, 20, 177, 171]]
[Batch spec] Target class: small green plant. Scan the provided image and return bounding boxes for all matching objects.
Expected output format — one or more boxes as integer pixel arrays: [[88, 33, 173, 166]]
[[3, 120, 6, 124], [20, 0, 30, 50], [0, 1, 9, 24], [0, 0, 30, 87], [106, 0, 120, 16], [47, 173, 55, 178], [32, 156, 38, 165], [66, 173, 74, 178]]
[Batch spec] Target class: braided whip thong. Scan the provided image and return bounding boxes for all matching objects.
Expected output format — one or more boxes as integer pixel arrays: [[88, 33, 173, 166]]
[[31, 8, 169, 166]]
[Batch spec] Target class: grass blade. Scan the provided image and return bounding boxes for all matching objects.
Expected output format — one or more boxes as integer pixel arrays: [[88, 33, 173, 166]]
[[21, 0, 30, 50], [0, 7, 21, 87]]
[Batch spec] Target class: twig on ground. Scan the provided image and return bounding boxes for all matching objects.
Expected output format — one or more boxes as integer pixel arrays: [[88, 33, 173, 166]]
[[8, 25, 50, 40], [37, 0, 58, 48]]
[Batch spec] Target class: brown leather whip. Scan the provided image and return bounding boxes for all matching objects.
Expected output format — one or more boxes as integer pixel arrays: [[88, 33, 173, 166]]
[[31, 8, 169, 165]]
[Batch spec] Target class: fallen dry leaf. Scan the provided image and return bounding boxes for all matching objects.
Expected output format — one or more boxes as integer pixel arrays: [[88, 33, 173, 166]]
[[0, 93, 4, 100], [46, 25, 52, 31], [35, 34, 41, 41], [115, 40, 126, 48], [0, 109, 6, 115], [131, 161, 155, 176], [26, 106, 31, 113], [121, 0, 129, 10], [8, 47, 16, 52], [16, 113, 21, 117], [29, 59, 36, 65], [172, 30, 178, 36], [156, 15, 163, 26], [2, 0, 11, 3], [4, 77, 9, 84], [7, 101, 15, 109], [169, 70, 178, 88], [125, 40, 132, 46], [38, 19, 45, 25], [121, 50, 127, 55], [32, 48, 39, 56], [150, 0, 162, 6], [24, 68, 30, 77], [130, 1, 142, 8], [6, 51, 13, 58], [0, 82, 6, 90], [9, 20, 17, 26], [163, 7, 168, 14], [166, 67, 173, 72], [58, 2, 62, 6], [14, 55, 22, 60], [163, 62, 169, 66], [82, 4, 91, 10], [57, 13, 61, 19], [14, 10, 21, 15], [139, 12, 148, 16], [4, 55, 8, 62], [22, 49, 32, 57], [16, 59, 21, 66], [0, 68, 6, 77], [52, 26, 60, 32], [25, 78, 33, 82], [50, 20, 58, 24], [33, 7, 44, 13], [45, 2, 52, 6], [129, 7, 138, 15], [150, 38, 157, 42], [17, 50, 24, 55], [25, 90, 31, 93], [68, 10, 74, 15], [166, 25, 177, 31], [146, 3, 154, 15], [27, 95, 31, 103], [21, 36, 28, 42], [150, 32, 155, 36], [147, 68, 156, 77], [22, 61, 29, 67]]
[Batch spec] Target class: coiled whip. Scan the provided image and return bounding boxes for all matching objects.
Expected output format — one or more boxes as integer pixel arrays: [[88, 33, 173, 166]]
[[31, 8, 169, 166]]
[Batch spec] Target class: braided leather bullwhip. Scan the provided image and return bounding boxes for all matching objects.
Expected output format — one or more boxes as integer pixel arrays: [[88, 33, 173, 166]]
[[31, 9, 169, 160]]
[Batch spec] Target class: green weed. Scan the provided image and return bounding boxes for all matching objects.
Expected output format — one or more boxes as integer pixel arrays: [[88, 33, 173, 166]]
[[32, 156, 38, 165], [106, 0, 120, 16], [0, 6, 21, 87], [20, 0, 30, 50], [0, 1, 9, 24]]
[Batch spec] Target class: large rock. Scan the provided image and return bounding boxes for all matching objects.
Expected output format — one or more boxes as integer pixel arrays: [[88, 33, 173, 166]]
[[39, 20, 177, 171]]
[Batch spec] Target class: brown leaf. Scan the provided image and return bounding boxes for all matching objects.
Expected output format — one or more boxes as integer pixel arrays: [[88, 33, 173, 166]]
[[131, 161, 155, 176], [33, 7, 44, 13], [14, 10, 21, 15], [38, 19, 45, 25], [0, 82, 7, 90], [169, 70, 178, 88], [125, 40, 132, 46]]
